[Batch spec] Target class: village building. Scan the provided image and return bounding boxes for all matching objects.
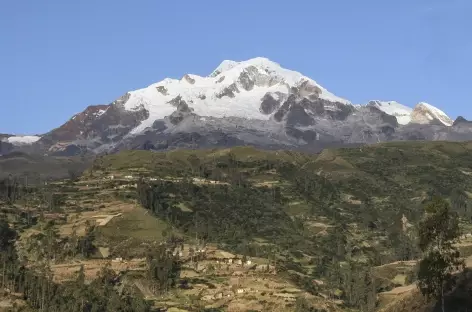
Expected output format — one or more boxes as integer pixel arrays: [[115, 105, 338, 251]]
[[206, 250, 239, 264]]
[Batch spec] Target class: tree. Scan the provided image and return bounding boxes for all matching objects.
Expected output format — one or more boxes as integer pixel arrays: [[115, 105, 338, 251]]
[[77, 221, 97, 258], [67, 169, 81, 182], [0, 219, 17, 251], [146, 245, 181, 294], [451, 189, 469, 218], [187, 154, 201, 176], [417, 197, 464, 312], [294, 296, 317, 312]]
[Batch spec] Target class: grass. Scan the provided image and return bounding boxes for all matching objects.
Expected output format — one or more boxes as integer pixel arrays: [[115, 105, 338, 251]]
[[98, 205, 170, 243]]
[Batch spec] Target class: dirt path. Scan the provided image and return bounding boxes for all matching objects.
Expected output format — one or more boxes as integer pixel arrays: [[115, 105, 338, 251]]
[[380, 284, 417, 296], [95, 213, 122, 226], [375, 260, 418, 269]]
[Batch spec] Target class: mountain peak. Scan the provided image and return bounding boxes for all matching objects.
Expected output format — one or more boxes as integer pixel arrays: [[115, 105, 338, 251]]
[[367, 100, 412, 125], [209, 60, 239, 77], [209, 57, 273, 76], [119, 57, 350, 134], [453, 116, 472, 126], [208, 57, 306, 87], [411, 102, 453, 126], [210, 57, 280, 77]]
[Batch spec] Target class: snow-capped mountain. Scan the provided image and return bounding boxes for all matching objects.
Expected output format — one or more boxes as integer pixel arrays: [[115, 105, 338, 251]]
[[5, 57, 472, 156], [368, 101, 455, 127], [410, 102, 453, 126], [123, 57, 350, 134]]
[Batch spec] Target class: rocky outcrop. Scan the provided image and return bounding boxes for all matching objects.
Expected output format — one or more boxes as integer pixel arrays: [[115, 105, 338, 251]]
[[260, 93, 283, 115], [297, 80, 322, 99], [169, 100, 195, 125], [156, 86, 168, 95], [273, 95, 355, 123], [216, 83, 240, 99], [42, 104, 110, 142], [38, 92, 149, 155], [453, 116, 472, 126], [182, 74, 195, 84]]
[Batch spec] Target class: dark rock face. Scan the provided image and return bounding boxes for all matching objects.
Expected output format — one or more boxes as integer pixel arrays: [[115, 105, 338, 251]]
[[38, 92, 149, 155], [152, 120, 168, 132], [273, 95, 355, 124], [238, 71, 255, 91], [453, 116, 472, 126], [286, 103, 315, 127], [380, 125, 396, 137], [0, 140, 14, 155], [182, 74, 195, 84], [79, 101, 148, 148], [399, 130, 427, 141], [273, 98, 292, 122], [366, 105, 399, 127], [216, 83, 239, 98], [43, 104, 110, 142], [156, 86, 168, 95], [169, 101, 195, 125], [260, 93, 282, 115], [168, 95, 186, 107], [286, 127, 319, 142]]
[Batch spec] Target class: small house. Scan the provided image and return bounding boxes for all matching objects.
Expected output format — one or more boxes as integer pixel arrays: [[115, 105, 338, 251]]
[[208, 250, 238, 264]]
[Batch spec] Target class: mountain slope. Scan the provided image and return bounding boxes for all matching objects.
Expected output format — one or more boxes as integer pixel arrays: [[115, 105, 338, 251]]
[[368, 101, 413, 125], [410, 102, 453, 126]]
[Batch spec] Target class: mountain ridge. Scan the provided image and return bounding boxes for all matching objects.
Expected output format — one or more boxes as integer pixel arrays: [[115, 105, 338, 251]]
[[1, 57, 471, 155]]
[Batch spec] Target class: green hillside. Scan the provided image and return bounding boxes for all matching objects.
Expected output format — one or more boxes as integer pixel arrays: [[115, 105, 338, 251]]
[[2, 141, 472, 311]]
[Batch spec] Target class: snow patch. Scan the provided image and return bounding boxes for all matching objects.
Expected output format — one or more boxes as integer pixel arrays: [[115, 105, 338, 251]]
[[7, 136, 41, 145], [94, 108, 108, 118], [209, 60, 239, 77], [369, 100, 413, 125]]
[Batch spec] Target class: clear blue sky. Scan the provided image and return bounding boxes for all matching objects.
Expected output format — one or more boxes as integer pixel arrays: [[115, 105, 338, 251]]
[[1, 0, 471, 134]]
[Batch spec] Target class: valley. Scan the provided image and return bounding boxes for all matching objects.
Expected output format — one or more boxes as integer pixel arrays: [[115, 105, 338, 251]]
[[2, 141, 472, 311]]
